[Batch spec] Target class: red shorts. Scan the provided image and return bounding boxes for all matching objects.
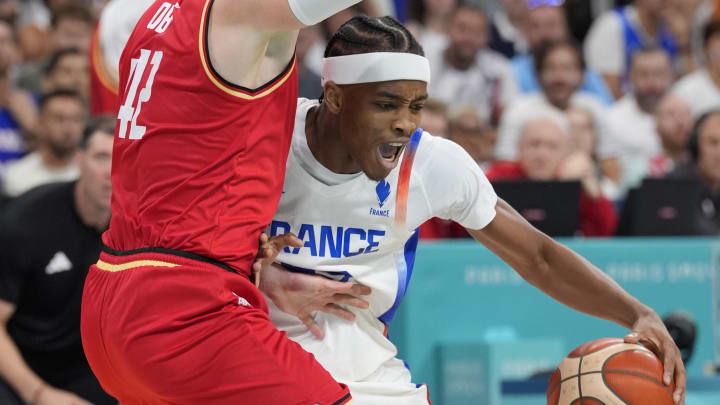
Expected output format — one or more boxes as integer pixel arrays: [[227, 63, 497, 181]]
[[81, 247, 351, 405]]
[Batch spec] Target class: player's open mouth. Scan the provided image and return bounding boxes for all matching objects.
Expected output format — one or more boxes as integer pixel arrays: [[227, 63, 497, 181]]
[[378, 142, 405, 162]]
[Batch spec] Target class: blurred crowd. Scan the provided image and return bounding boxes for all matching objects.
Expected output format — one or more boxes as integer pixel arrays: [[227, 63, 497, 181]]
[[0, 0, 719, 235]]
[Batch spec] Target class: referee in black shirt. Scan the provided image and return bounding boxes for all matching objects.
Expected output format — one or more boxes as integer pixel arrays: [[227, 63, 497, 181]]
[[0, 116, 116, 405]]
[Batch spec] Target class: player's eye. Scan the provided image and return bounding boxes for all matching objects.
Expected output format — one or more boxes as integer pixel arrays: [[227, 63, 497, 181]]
[[375, 102, 396, 111]]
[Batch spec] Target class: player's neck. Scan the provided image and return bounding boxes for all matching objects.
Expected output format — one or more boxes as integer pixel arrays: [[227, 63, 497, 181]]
[[305, 105, 361, 175]]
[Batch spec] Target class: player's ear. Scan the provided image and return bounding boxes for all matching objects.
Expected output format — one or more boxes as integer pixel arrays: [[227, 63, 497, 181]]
[[323, 82, 342, 114]]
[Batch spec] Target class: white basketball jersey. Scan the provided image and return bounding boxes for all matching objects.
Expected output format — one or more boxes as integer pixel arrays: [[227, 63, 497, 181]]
[[268, 99, 498, 403]]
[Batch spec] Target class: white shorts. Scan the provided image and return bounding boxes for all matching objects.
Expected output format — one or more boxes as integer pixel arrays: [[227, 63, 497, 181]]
[[341, 357, 431, 405]]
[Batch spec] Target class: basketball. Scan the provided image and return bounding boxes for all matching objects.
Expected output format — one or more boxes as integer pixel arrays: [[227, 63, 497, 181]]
[[546, 337, 675, 405]]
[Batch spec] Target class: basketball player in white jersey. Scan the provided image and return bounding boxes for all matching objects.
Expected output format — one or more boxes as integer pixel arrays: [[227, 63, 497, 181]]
[[259, 15, 687, 405]]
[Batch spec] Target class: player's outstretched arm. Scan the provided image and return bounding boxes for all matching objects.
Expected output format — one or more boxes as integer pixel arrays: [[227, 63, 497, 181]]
[[467, 199, 686, 405], [214, 0, 363, 31]]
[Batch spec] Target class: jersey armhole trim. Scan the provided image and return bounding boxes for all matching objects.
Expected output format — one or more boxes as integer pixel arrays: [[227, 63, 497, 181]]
[[199, 0, 296, 100], [91, 24, 119, 95]]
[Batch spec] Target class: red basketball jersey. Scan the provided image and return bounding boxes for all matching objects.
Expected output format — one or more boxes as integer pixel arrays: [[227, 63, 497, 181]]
[[104, 0, 298, 277], [89, 24, 119, 116]]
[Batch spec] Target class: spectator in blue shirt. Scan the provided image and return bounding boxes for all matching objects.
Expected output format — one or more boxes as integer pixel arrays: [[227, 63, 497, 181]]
[[511, 3, 614, 105]]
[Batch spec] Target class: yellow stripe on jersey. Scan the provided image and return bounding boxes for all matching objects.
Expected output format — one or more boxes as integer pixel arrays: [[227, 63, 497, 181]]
[[96, 259, 179, 272], [198, 0, 296, 100]]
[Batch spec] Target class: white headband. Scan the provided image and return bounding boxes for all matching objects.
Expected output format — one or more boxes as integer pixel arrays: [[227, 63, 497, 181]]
[[321, 52, 431, 86]]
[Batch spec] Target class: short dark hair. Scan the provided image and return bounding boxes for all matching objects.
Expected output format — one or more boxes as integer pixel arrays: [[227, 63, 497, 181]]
[[45, 47, 84, 76], [533, 39, 586, 74], [51, 4, 94, 28], [324, 15, 424, 58], [39, 89, 85, 112], [80, 115, 116, 149], [703, 19, 720, 48]]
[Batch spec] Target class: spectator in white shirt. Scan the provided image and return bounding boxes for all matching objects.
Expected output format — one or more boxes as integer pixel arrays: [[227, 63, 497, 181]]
[[425, 1, 518, 126], [495, 39, 616, 168], [673, 20, 720, 117], [605, 47, 674, 192], [2, 90, 85, 197], [584, 0, 685, 99]]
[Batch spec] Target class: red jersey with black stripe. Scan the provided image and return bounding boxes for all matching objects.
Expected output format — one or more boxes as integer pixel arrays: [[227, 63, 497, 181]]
[[104, 0, 298, 277]]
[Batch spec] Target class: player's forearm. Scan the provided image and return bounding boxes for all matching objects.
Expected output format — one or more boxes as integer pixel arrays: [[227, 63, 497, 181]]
[[0, 327, 46, 403], [532, 240, 652, 329]]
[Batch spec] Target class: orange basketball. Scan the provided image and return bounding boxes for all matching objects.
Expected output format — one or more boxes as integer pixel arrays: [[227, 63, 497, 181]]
[[546, 337, 675, 405]]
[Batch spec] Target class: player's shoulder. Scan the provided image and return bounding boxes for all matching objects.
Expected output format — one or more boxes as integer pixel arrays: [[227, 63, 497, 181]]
[[414, 131, 480, 176]]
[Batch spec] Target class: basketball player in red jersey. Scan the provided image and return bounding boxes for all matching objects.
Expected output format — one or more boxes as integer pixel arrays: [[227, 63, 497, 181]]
[[81, 1, 371, 404]]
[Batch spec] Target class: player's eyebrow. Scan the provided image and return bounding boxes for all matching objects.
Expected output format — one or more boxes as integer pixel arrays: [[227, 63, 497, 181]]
[[375, 91, 429, 103]]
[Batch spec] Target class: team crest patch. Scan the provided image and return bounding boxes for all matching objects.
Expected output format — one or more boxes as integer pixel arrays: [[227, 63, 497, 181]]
[[376, 179, 391, 207]]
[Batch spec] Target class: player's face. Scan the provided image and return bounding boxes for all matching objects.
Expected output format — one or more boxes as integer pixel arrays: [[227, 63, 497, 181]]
[[77, 131, 113, 210], [338, 80, 427, 181]]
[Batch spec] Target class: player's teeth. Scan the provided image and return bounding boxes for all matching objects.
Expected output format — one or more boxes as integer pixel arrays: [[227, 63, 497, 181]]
[[388, 142, 403, 147]]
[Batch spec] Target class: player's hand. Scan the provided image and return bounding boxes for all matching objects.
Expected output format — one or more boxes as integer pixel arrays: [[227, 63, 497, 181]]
[[34, 385, 93, 405], [253, 232, 303, 285], [624, 311, 686, 405], [260, 262, 372, 339]]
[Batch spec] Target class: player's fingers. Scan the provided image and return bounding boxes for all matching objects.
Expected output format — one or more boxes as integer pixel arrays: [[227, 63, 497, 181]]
[[274, 233, 303, 248], [300, 315, 325, 339], [673, 364, 687, 405], [320, 278, 356, 294], [623, 331, 641, 344], [661, 346, 676, 386], [323, 303, 356, 322], [331, 293, 369, 309], [258, 232, 269, 244], [349, 283, 372, 296]]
